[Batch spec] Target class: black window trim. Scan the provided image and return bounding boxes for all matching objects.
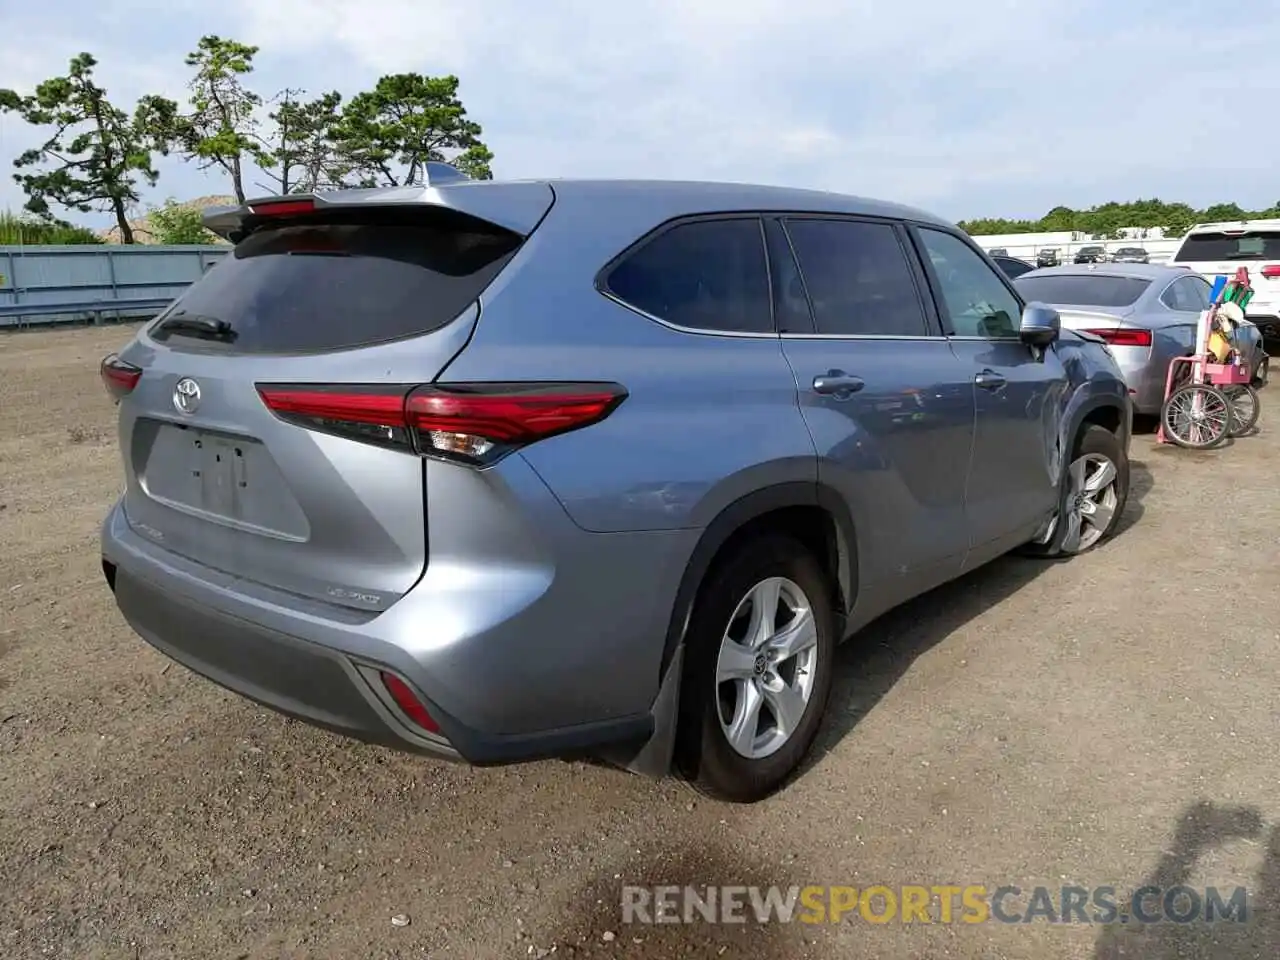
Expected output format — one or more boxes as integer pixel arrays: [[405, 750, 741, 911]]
[[762, 216, 816, 335], [776, 213, 945, 341], [905, 222, 1028, 342], [594, 212, 778, 339]]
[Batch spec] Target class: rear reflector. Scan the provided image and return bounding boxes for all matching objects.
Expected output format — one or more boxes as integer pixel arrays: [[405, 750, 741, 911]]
[[100, 353, 142, 401], [1083, 328, 1152, 348], [1260, 265, 1280, 280], [248, 198, 315, 217], [256, 381, 627, 465], [378, 671, 440, 734]]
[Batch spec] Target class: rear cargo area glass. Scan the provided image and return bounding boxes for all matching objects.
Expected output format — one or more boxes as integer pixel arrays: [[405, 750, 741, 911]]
[[1174, 231, 1280, 262], [1014, 274, 1150, 307], [149, 208, 521, 353]]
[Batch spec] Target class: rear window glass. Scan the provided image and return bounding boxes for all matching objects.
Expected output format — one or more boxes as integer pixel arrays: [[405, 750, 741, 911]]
[[1014, 274, 1151, 307], [1174, 230, 1280, 262], [148, 208, 521, 353]]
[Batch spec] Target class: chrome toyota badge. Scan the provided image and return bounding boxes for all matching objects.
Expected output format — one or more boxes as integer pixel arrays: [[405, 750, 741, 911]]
[[173, 377, 202, 415]]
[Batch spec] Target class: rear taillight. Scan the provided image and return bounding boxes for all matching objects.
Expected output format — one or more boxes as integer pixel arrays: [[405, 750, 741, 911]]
[[378, 671, 440, 734], [1260, 265, 1280, 280], [100, 353, 142, 401], [256, 381, 628, 466], [1083, 328, 1152, 348]]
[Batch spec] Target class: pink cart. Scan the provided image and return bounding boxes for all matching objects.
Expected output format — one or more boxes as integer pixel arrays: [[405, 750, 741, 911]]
[[1157, 267, 1262, 448]]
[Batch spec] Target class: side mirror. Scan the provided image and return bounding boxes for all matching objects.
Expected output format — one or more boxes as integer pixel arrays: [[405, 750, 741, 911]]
[[1020, 302, 1061, 347]]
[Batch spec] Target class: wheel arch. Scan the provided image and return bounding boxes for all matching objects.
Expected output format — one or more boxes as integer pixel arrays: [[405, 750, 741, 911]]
[[658, 482, 857, 683]]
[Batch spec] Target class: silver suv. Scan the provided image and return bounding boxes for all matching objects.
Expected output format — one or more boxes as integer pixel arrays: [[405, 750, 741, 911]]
[[100, 166, 1132, 802]]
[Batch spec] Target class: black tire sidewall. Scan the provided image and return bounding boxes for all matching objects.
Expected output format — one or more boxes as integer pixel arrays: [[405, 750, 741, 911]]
[[675, 535, 836, 803]]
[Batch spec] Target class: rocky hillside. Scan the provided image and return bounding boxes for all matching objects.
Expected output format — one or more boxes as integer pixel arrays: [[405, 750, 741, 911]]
[[98, 195, 236, 244]]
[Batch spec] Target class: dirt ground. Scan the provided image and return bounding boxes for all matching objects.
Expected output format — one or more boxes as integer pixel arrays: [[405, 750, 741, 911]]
[[2, 323, 1278, 960]]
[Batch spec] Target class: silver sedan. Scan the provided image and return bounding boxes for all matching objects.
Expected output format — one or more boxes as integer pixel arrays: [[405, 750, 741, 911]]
[[1014, 263, 1267, 415]]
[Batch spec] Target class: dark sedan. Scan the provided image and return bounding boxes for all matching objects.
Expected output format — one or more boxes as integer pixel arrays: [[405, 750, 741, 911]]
[[1111, 247, 1149, 263]]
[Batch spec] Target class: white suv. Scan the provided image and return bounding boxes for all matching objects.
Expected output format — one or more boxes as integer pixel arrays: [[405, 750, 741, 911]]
[[1170, 219, 1280, 351]]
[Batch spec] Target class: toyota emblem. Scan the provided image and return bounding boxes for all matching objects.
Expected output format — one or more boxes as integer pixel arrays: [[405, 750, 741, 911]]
[[173, 377, 202, 415]]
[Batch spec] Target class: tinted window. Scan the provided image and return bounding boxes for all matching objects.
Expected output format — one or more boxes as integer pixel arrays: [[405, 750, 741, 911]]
[[917, 228, 1022, 338], [784, 219, 929, 337], [1014, 274, 1151, 307], [1174, 230, 1280, 262], [1188, 275, 1212, 309], [1161, 276, 1210, 312], [149, 208, 522, 353], [994, 257, 1034, 280], [606, 218, 772, 333]]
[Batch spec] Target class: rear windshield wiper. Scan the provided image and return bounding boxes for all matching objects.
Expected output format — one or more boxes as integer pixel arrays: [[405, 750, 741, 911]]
[[154, 311, 238, 341]]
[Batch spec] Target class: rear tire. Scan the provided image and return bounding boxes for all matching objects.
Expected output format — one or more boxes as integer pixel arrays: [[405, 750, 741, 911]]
[[674, 535, 835, 803]]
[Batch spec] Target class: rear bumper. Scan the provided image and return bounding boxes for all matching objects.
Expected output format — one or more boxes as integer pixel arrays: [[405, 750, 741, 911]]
[[101, 496, 687, 766]]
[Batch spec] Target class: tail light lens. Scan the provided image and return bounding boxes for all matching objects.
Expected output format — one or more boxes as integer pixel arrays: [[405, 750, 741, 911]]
[[256, 381, 628, 466], [378, 671, 440, 734], [100, 353, 142, 401], [1082, 328, 1152, 348], [1259, 265, 1280, 280]]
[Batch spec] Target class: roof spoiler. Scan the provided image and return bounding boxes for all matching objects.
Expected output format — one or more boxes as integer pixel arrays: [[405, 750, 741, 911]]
[[202, 163, 555, 242]]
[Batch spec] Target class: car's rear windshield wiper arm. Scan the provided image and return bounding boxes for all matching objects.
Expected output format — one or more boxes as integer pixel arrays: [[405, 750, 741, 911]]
[[154, 311, 238, 341]]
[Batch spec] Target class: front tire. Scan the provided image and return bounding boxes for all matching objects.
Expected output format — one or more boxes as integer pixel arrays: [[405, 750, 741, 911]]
[[1023, 424, 1129, 558], [675, 535, 835, 803]]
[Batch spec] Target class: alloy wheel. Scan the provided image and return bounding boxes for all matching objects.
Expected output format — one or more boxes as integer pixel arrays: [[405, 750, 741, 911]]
[[715, 576, 819, 760]]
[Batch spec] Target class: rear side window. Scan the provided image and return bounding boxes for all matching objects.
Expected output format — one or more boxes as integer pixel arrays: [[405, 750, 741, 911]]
[[994, 257, 1034, 280], [149, 207, 522, 353], [1174, 230, 1280, 262], [1160, 276, 1211, 312], [784, 218, 930, 337], [1014, 274, 1151, 307], [604, 218, 772, 334]]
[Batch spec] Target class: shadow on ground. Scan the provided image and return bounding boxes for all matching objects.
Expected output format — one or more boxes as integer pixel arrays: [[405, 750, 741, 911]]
[[1094, 799, 1278, 959], [539, 840, 831, 958], [804, 456, 1152, 770]]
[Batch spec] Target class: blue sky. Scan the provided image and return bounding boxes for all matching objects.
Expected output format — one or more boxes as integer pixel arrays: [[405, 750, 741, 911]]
[[1, 0, 1277, 228]]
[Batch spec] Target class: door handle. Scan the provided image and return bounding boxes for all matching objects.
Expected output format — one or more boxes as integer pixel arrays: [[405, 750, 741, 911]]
[[974, 369, 1007, 391], [812, 371, 865, 397]]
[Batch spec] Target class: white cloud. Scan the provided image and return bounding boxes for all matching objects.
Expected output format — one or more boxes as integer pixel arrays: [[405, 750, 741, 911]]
[[1, 0, 1278, 225]]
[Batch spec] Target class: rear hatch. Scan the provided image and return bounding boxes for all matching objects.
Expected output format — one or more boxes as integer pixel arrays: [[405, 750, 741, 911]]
[[1171, 227, 1280, 324], [111, 189, 550, 612]]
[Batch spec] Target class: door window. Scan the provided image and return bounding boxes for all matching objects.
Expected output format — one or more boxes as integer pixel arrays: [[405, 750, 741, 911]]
[[917, 228, 1022, 339], [784, 218, 931, 337]]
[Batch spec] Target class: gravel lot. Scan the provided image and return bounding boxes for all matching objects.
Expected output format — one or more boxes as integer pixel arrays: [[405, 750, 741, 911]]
[[2, 323, 1278, 960]]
